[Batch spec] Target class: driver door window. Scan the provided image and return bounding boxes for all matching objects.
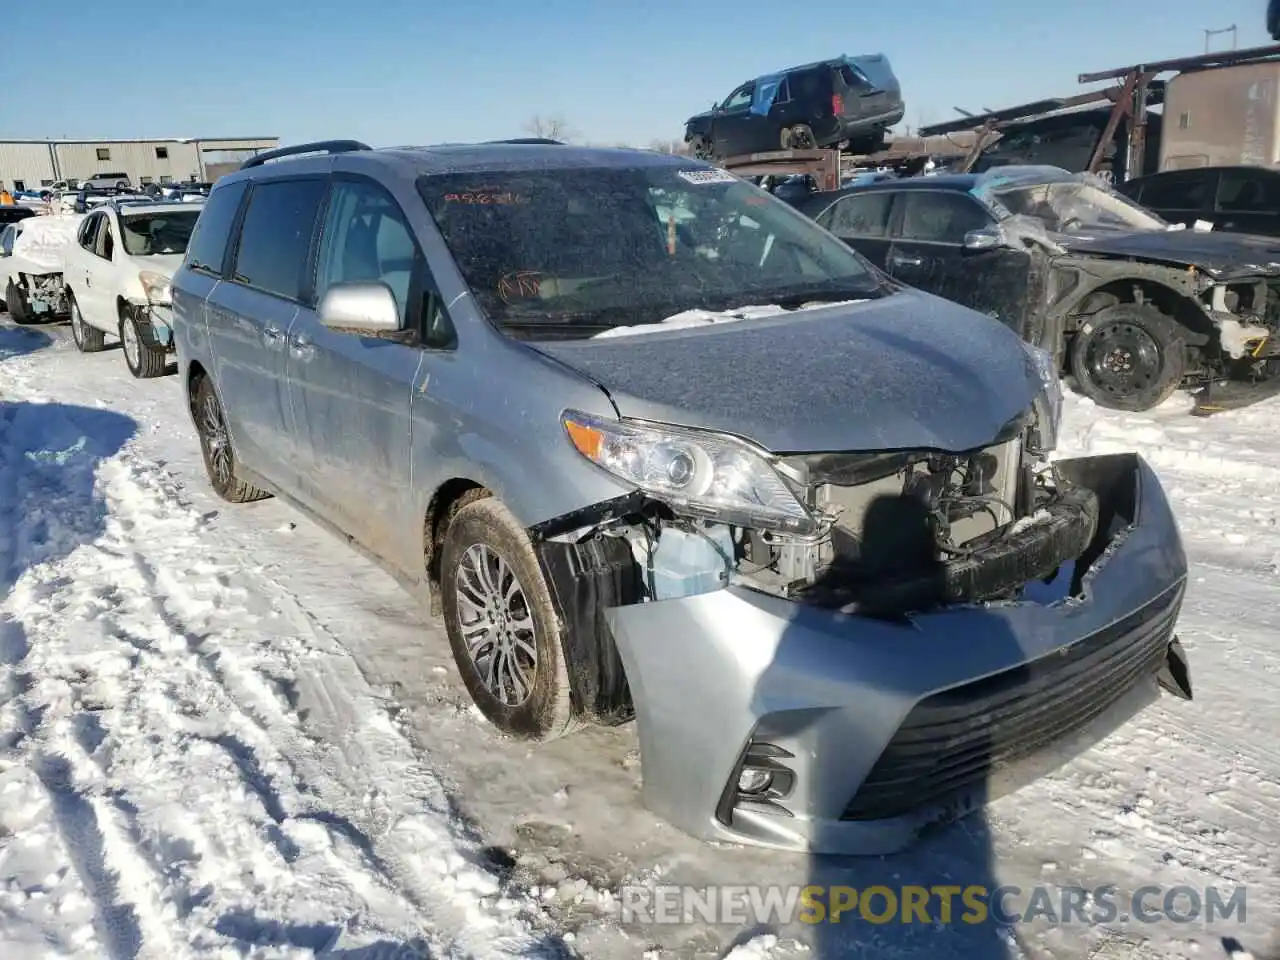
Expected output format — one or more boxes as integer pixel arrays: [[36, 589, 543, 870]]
[[896, 192, 992, 243], [315, 179, 420, 327], [721, 84, 753, 113]]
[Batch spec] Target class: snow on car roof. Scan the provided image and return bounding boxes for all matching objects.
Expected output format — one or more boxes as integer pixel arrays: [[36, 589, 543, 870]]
[[10, 213, 85, 272]]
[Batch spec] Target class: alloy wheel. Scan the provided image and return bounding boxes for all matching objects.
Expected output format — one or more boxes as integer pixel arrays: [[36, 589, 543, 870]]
[[453, 543, 538, 707], [200, 389, 233, 485]]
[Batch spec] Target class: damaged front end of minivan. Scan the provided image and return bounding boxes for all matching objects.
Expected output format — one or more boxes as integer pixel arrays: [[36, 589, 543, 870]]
[[526, 353, 1191, 856]]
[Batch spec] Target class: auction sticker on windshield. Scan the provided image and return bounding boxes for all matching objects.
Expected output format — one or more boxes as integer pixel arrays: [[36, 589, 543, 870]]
[[677, 169, 739, 185]]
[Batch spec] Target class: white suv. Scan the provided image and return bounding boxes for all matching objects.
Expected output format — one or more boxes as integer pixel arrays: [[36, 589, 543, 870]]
[[63, 200, 204, 378]]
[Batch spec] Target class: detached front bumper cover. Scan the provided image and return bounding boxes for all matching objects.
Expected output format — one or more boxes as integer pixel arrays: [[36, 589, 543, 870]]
[[605, 452, 1189, 855]]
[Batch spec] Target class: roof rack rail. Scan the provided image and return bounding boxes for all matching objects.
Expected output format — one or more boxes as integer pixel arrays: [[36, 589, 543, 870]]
[[239, 139, 372, 170], [486, 137, 565, 145]]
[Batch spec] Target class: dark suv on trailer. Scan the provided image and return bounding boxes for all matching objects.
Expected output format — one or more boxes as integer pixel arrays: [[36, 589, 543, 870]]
[[683, 54, 904, 160], [792, 165, 1280, 411]]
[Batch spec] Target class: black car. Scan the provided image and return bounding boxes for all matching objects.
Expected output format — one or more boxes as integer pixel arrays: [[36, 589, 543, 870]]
[[683, 54, 904, 160], [791, 165, 1280, 411], [0, 206, 37, 227], [1116, 165, 1280, 239]]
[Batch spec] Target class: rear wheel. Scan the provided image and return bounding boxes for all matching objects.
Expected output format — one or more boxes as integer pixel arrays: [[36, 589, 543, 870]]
[[781, 124, 817, 150], [5, 280, 33, 324], [119, 305, 168, 378], [440, 497, 579, 742], [69, 297, 107, 352], [193, 376, 270, 503], [1070, 303, 1186, 412]]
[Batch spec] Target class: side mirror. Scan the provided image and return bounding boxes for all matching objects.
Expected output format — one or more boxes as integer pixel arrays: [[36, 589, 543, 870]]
[[963, 227, 1005, 251], [318, 282, 401, 334]]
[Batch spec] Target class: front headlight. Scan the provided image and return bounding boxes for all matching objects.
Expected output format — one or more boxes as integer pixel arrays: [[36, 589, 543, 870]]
[[562, 410, 815, 534], [1024, 343, 1063, 454], [139, 270, 172, 304]]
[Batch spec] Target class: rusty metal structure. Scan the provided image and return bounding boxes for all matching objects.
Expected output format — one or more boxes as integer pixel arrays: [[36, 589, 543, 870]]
[[715, 148, 844, 190], [920, 42, 1280, 181]]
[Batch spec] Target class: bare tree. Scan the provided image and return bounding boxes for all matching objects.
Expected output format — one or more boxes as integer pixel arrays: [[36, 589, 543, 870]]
[[647, 138, 689, 155], [523, 115, 576, 142]]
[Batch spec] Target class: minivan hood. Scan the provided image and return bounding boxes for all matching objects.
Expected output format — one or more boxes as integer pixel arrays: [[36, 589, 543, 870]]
[[529, 291, 1038, 453], [1058, 228, 1280, 277]]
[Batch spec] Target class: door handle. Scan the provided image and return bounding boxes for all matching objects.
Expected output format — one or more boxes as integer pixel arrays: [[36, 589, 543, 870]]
[[289, 331, 315, 360], [263, 325, 285, 346], [888, 252, 924, 268]]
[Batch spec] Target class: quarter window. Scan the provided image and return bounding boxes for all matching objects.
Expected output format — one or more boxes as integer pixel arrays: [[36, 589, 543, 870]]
[[78, 213, 102, 251], [186, 179, 247, 277], [896, 192, 991, 243], [315, 179, 418, 325], [231, 178, 328, 301]]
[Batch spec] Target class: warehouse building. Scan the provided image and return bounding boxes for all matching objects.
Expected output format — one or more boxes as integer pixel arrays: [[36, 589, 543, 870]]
[[0, 137, 280, 191]]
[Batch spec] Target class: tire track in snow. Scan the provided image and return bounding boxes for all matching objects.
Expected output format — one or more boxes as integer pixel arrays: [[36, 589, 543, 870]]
[[102, 457, 573, 958]]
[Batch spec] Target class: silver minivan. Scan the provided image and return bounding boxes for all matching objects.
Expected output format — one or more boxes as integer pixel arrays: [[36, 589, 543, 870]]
[[170, 139, 1191, 856]]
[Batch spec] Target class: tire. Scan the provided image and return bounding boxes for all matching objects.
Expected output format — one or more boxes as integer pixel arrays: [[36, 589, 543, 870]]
[[192, 376, 271, 503], [68, 296, 107, 352], [440, 497, 579, 742], [6, 280, 32, 324], [119, 304, 168, 378], [781, 124, 817, 150], [688, 134, 714, 161], [1069, 303, 1187, 412]]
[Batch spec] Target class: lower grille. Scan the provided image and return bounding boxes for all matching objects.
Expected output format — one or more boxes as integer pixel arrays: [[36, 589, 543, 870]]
[[841, 581, 1184, 821]]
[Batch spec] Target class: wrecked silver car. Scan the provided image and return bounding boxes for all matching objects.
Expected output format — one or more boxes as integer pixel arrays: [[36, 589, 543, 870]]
[[792, 165, 1280, 412], [172, 140, 1191, 856]]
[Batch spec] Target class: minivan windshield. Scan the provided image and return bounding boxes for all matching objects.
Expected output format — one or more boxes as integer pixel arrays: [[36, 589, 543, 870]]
[[988, 178, 1166, 234], [120, 210, 200, 256], [418, 165, 884, 339]]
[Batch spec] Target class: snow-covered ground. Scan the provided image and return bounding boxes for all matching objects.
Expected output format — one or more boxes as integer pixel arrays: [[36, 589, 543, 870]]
[[0, 316, 1277, 960]]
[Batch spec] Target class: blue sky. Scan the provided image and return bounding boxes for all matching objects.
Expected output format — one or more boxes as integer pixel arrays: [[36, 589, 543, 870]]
[[8, 0, 1275, 147]]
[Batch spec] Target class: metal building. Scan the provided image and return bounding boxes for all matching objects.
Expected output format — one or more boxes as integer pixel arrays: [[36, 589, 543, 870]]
[[0, 137, 280, 191]]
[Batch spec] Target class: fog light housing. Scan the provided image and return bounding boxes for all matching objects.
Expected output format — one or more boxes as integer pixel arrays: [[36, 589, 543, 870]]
[[737, 768, 774, 795]]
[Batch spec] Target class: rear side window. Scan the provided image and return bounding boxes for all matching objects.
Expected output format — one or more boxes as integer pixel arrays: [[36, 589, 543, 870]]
[[1137, 173, 1207, 211], [820, 193, 893, 239], [231, 179, 328, 301], [186, 179, 248, 276], [897, 192, 992, 243], [1215, 171, 1274, 212]]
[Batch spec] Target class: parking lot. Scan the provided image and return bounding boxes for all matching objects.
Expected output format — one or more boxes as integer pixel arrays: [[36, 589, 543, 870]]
[[2, 313, 1278, 959]]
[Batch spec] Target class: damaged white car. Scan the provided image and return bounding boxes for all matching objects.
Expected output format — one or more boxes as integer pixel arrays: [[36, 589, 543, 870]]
[[0, 213, 83, 323]]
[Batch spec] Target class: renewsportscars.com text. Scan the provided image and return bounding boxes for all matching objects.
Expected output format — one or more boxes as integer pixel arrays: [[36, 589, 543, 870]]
[[619, 884, 1247, 927]]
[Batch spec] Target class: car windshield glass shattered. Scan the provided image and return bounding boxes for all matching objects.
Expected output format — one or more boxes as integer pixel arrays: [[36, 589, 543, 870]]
[[120, 210, 200, 256], [417, 166, 885, 339], [987, 179, 1166, 234]]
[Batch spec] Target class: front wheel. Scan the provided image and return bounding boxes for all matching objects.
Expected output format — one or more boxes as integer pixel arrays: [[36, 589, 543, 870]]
[[69, 297, 107, 352], [440, 497, 579, 742], [119, 305, 168, 378], [1069, 304, 1187, 412]]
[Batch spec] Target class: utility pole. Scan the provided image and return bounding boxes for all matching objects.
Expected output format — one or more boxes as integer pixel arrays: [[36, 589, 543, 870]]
[[1203, 24, 1238, 53]]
